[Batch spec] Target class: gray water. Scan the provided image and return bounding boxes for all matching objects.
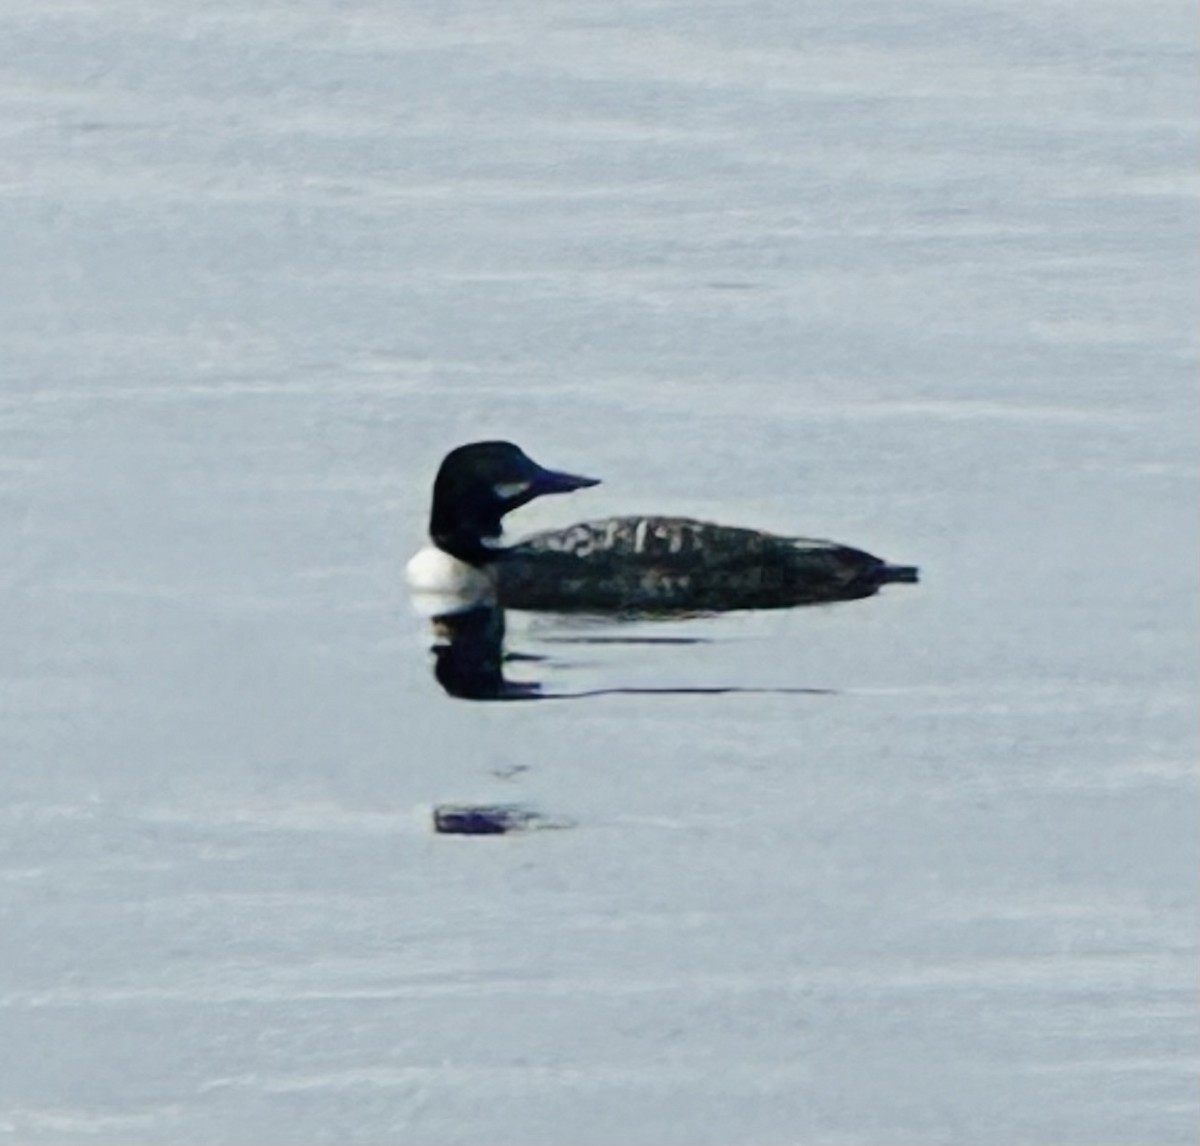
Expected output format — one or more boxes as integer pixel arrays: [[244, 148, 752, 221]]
[[2, 2, 1198, 1143]]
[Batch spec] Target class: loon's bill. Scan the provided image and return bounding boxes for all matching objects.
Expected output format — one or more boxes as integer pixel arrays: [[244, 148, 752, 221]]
[[406, 440, 919, 614]]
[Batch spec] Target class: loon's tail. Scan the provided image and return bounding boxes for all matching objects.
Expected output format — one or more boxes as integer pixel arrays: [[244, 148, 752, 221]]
[[879, 563, 919, 584]]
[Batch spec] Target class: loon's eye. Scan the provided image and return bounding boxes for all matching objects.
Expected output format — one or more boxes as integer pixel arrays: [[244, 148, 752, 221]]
[[493, 480, 532, 499]]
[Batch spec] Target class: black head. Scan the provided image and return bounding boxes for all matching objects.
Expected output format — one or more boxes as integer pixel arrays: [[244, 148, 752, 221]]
[[429, 441, 600, 565]]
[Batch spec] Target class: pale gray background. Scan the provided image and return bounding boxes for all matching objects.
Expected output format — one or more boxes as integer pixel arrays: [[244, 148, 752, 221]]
[[2, 1, 1197, 1143]]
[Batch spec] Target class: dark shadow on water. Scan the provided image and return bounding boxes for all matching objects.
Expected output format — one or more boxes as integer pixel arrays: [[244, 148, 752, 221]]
[[429, 604, 833, 702], [432, 803, 575, 834]]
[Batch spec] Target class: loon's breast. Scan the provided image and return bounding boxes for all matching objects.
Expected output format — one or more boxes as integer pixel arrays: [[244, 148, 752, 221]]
[[494, 516, 912, 613], [405, 545, 493, 597]]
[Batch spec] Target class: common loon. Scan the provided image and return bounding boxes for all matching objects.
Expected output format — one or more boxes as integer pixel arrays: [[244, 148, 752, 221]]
[[405, 441, 919, 613]]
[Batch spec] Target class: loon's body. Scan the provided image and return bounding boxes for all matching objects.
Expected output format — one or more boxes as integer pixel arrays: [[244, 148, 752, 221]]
[[406, 441, 918, 614], [497, 516, 915, 612]]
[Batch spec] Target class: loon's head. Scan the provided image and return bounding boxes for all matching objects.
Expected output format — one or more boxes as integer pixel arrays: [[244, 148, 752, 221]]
[[429, 441, 599, 565]]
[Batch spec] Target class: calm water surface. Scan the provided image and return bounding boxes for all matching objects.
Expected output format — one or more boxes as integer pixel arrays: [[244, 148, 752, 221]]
[[2, 1, 1197, 1143]]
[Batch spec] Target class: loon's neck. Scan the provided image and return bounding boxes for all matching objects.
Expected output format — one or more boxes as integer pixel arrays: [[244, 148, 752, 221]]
[[431, 527, 504, 568], [429, 495, 506, 567]]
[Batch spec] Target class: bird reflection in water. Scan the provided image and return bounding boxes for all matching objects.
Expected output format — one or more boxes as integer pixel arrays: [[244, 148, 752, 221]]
[[430, 604, 539, 700], [426, 601, 832, 702]]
